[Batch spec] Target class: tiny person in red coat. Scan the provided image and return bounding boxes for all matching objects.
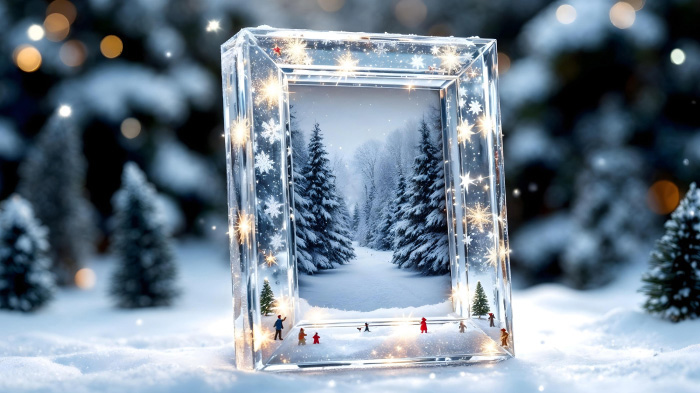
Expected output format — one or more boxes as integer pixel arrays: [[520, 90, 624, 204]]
[[488, 313, 496, 327], [420, 317, 428, 333], [312, 332, 320, 344]]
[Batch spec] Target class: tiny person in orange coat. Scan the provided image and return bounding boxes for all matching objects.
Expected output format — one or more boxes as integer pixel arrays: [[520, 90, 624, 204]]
[[420, 317, 428, 333], [312, 332, 320, 344], [500, 328, 509, 346], [298, 328, 307, 345]]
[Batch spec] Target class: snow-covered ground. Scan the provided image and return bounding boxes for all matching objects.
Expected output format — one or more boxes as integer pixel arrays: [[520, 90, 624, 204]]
[[1, 241, 699, 392]]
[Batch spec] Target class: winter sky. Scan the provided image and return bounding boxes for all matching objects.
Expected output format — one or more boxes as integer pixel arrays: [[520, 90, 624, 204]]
[[290, 85, 438, 206]]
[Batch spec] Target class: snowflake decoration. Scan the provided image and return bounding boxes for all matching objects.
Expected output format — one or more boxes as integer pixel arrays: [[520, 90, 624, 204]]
[[459, 86, 468, 98], [463, 235, 473, 246], [373, 43, 388, 56], [270, 233, 284, 250], [459, 97, 466, 108], [264, 196, 283, 219], [468, 100, 482, 116], [261, 119, 281, 143], [410, 55, 425, 69], [255, 151, 274, 174], [430, 45, 441, 55]]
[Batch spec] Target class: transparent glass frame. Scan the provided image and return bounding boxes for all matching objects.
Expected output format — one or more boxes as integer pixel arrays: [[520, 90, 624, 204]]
[[221, 27, 514, 371]]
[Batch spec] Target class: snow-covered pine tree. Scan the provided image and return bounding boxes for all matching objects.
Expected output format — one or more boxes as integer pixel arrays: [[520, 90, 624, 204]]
[[110, 162, 178, 308], [392, 119, 448, 274], [290, 117, 317, 274], [390, 172, 410, 252], [640, 183, 700, 322], [351, 205, 361, 233], [371, 202, 394, 251], [303, 123, 355, 269], [18, 115, 95, 286], [0, 195, 55, 312], [472, 281, 490, 318], [260, 279, 275, 316]]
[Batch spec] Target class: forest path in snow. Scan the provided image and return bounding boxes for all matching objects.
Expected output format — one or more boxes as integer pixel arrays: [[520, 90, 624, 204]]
[[298, 243, 451, 312]]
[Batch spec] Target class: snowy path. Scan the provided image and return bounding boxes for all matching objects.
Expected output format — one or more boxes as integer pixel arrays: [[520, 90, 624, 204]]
[[298, 243, 451, 312], [0, 241, 699, 392]]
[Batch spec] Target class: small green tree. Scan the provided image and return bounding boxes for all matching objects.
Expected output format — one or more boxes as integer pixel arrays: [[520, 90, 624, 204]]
[[641, 183, 700, 322], [472, 281, 490, 318], [260, 279, 275, 316]]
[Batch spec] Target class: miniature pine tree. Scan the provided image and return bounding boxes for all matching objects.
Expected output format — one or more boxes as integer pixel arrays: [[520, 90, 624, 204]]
[[472, 281, 490, 318], [260, 279, 275, 316], [640, 183, 700, 322], [0, 195, 55, 312], [18, 115, 96, 286], [110, 163, 178, 308]]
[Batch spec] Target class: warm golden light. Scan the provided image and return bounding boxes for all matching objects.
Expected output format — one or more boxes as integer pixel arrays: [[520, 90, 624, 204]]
[[13, 45, 42, 73], [465, 66, 481, 80], [75, 268, 96, 289], [283, 38, 311, 65], [457, 119, 475, 144], [230, 117, 249, 146], [394, 0, 427, 28], [467, 202, 490, 232], [274, 295, 292, 316], [481, 340, 500, 355], [647, 180, 680, 215], [100, 35, 123, 58], [59, 40, 86, 67], [47, 0, 77, 24], [477, 115, 497, 138], [336, 51, 359, 78], [610, 2, 636, 29], [485, 241, 511, 267], [264, 251, 277, 267], [257, 75, 282, 108], [497, 52, 511, 74], [252, 324, 272, 351], [120, 118, 142, 139], [235, 213, 254, 245], [438, 46, 461, 74], [44, 13, 70, 41]]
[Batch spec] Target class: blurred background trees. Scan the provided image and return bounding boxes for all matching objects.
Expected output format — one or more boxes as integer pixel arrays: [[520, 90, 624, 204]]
[[1, 0, 698, 289]]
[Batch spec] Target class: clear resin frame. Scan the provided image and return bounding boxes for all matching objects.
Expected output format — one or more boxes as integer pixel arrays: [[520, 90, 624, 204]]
[[222, 27, 513, 371]]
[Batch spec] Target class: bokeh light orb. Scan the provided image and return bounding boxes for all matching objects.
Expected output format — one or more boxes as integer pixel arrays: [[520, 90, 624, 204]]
[[317, 0, 344, 13], [75, 268, 96, 290], [14, 45, 42, 72], [670, 49, 686, 65], [394, 0, 427, 28], [59, 40, 87, 67], [44, 13, 70, 41], [121, 117, 142, 139], [610, 2, 636, 29], [556, 4, 577, 24], [27, 24, 45, 41], [100, 35, 123, 58], [647, 180, 680, 215], [498, 52, 511, 74], [47, 0, 77, 24], [58, 104, 72, 117]]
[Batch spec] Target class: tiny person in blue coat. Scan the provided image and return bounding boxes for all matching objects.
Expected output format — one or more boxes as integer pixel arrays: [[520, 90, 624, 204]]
[[273, 315, 287, 340]]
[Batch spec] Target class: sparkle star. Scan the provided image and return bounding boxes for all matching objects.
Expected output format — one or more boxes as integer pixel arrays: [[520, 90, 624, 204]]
[[410, 55, 425, 69], [206, 20, 221, 32], [457, 120, 475, 144], [460, 172, 477, 193]]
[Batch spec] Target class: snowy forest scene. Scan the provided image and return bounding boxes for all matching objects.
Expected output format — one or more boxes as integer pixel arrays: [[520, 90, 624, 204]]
[[1, 0, 700, 392], [290, 86, 453, 316]]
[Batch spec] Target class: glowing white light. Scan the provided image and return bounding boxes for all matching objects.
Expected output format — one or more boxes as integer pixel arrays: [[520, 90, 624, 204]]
[[206, 20, 221, 32], [58, 105, 72, 118], [27, 24, 45, 41], [610, 2, 635, 29], [556, 5, 577, 24], [670, 49, 686, 65]]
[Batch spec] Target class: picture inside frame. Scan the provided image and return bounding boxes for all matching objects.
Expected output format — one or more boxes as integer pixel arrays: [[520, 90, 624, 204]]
[[256, 84, 507, 367]]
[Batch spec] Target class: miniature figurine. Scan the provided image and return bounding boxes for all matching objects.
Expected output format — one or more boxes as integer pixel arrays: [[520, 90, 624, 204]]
[[420, 317, 428, 333], [273, 315, 286, 340], [298, 328, 307, 345], [488, 312, 496, 327], [500, 328, 509, 346], [313, 332, 320, 344], [459, 320, 466, 333], [364, 322, 370, 332]]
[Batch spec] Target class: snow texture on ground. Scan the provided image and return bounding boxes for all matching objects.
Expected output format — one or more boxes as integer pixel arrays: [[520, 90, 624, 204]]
[[1, 241, 699, 393], [298, 244, 451, 314]]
